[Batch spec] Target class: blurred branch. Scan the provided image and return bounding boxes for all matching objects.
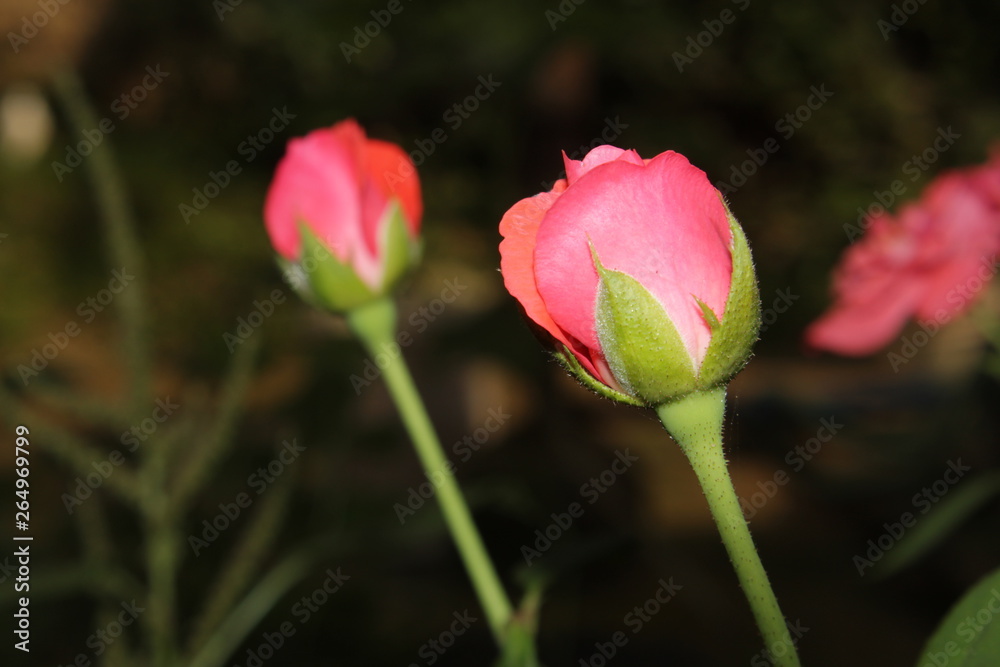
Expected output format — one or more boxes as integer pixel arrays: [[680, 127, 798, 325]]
[[876, 469, 1000, 579], [23, 383, 130, 430], [186, 466, 298, 654], [186, 537, 346, 667], [0, 562, 142, 602], [0, 383, 141, 505], [139, 406, 182, 667], [75, 492, 115, 571], [172, 335, 261, 509], [77, 497, 137, 667], [49, 70, 152, 416]]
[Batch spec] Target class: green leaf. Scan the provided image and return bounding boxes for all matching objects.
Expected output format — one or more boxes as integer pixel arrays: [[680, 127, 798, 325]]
[[917, 566, 1000, 667], [593, 250, 698, 405], [878, 471, 1000, 579], [698, 206, 761, 387]]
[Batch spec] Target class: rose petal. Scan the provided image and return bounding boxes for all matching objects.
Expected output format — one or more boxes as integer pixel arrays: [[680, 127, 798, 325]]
[[264, 123, 363, 264], [500, 180, 609, 381], [365, 138, 423, 237], [534, 151, 732, 367], [563, 146, 643, 186]]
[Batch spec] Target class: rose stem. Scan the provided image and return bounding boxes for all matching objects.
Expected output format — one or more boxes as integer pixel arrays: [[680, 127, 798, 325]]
[[347, 298, 514, 644], [656, 386, 802, 667]]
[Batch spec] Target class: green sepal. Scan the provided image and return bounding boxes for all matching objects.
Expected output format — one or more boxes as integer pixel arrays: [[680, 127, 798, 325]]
[[695, 296, 721, 332], [295, 221, 377, 312], [697, 205, 761, 388], [593, 250, 699, 405], [552, 345, 646, 407], [379, 201, 422, 293], [282, 208, 421, 314]]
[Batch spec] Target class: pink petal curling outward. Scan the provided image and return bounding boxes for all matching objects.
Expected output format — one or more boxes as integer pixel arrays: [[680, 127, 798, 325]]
[[264, 119, 422, 290], [499, 144, 737, 396], [498, 180, 615, 380], [806, 151, 1000, 356]]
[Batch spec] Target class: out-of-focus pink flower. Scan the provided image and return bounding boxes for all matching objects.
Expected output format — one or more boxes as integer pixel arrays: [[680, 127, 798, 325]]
[[264, 119, 422, 311], [806, 151, 1000, 356]]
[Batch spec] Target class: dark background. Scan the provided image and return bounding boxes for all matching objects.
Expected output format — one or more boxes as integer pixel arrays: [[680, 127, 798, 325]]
[[2, 0, 1000, 665]]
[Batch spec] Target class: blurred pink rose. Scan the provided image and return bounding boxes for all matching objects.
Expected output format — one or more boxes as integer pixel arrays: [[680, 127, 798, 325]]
[[806, 151, 1000, 356], [264, 119, 422, 290]]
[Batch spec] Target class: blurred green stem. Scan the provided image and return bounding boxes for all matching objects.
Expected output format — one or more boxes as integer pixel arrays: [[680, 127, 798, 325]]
[[657, 387, 801, 667], [51, 70, 182, 666], [187, 543, 331, 667], [142, 441, 180, 667], [187, 465, 297, 654], [347, 298, 514, 645], [50, 70, 151, 414]]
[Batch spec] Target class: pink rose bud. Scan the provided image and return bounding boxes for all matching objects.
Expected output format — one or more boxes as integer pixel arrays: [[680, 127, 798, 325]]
[[264, 119, 422, 312], [499, 146, 760, 406]]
